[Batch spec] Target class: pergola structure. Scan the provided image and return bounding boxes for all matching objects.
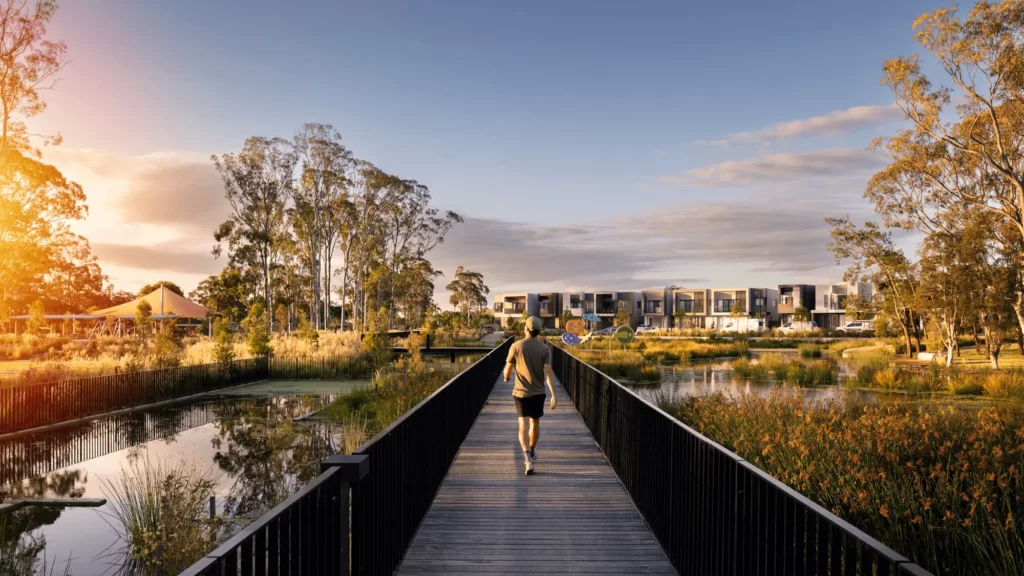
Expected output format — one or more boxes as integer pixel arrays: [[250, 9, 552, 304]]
[[9, 286, 210, 339]]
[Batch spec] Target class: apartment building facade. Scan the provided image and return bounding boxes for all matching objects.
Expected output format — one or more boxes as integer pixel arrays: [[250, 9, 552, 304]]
[[492, 293, 539, 328], [493, 282, 871, 332], [706, 287, 779, 331], [641, 289, 672, 329], [777, 284, 816, 325], [811, 282, 873, 331]]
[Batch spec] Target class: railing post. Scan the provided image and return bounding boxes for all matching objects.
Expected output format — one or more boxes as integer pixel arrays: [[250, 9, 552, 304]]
[[320, 454, 369, 576]]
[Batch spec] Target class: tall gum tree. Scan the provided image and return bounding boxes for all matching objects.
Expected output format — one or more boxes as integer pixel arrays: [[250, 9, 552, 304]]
[[871, 0, 1024, 338]]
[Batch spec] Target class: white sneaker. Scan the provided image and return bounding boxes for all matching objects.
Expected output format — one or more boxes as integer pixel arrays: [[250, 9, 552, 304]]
[[524, 458, 535, 475], [528, 447, 537, 462]]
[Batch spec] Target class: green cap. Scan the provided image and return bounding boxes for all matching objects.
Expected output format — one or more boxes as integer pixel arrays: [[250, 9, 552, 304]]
[[526, 316, 544, 331]]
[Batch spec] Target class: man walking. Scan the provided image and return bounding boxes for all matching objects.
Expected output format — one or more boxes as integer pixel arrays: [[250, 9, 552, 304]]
[[503, 316, 558, 475]]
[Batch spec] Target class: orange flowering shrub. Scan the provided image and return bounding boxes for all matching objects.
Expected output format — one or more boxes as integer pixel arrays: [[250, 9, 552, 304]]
[[673, 393, 1024, 575]]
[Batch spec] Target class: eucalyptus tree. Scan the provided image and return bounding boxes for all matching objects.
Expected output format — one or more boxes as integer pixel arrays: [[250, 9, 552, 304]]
[[446, 266, 489, 323], [380, 178, 462, 327], [212, 137, 295, 325], [872, 0, 1024, 337], [292, 124, 353, 329], [0, 0, 67, 158], [827, 218, 921, 357]]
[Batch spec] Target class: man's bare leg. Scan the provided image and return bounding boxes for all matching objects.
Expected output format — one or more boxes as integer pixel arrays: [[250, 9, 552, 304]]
[[529, 418, 540, 454], [518, 417, 530, 452], [519, 416, 534, 475]]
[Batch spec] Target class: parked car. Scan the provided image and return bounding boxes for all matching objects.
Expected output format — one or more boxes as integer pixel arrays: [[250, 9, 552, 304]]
[[594, 327, 615, 335], [836, 320, 874, 334], [636, 326, 656, 334], [778, 321, 819, 334]]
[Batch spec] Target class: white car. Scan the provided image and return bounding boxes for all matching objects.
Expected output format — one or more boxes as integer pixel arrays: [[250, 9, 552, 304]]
[[779, 321, 819, 334], [636, 326, 656, 334], [836, 320, 874, 334]]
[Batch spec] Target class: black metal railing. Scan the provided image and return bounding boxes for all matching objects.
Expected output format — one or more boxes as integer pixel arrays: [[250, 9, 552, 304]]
[[551, 347, 932, 576], [0, 355, 384, 436], [178, 338, 513, 576], [0, 358, 268, 435], [179, 455, 369, 576], [351, 337, 512, 575], [270, 355, 375, 380]]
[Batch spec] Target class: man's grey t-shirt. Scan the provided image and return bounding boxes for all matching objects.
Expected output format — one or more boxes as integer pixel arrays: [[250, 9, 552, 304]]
[[506, 337, 551, 398]]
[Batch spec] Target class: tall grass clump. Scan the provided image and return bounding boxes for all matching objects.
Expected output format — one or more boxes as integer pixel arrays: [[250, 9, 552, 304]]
[[730, 358, 769, 382], [672, 393, 1024, 575], [850, 350, 892, 388], [100, 457, 222, 575], [983, 371, 1024, 398], [798, 343, 822, 359], [574, 350, 661, 383]]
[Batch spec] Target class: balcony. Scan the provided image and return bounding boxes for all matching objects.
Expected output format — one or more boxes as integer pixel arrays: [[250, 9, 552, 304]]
[[644, 303, 664, 315], [539, 302, 553, 316], [714, 299, 745, 314], [502, 303, 525, 315]]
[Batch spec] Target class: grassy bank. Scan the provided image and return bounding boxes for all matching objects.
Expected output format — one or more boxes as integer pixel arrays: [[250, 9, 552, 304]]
[[670, 393, 1024, 575], [568, 350, 662, 383], [0, 332, 366, 386], [317, 355, 463, 445], [848, 351, 1024, 398]]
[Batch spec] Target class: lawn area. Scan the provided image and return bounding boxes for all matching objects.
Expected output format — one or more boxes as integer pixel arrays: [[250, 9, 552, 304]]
[[892, 345, 1024, 369]]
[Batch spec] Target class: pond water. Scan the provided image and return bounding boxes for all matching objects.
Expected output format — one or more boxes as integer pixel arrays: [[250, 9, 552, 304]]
[[626, 351, 910, 406], [0, 379, 367, 576]]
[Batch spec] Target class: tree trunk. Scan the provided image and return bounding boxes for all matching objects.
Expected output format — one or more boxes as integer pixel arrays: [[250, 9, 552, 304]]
[[1016, 320, 1024, 355], [910, 311, 922, 356], [323, 246, 332, 331], [973, 321, 982, 354], [900, 317, 913, 359]]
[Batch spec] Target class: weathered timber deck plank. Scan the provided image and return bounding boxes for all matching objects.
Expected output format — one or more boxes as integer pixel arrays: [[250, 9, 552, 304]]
[[396, 377, 675, 576]]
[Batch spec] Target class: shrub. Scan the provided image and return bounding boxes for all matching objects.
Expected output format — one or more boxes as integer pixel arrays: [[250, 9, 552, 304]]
[[212, 318, 235, 364], [798, 343, 822, 359], [243, 303, 273, 357], [982, 372, 1024, 398], [947, 371, 985, 396]]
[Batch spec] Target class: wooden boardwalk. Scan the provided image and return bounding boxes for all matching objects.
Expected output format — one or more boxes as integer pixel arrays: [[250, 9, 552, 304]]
[[397, 377, 676, 575]]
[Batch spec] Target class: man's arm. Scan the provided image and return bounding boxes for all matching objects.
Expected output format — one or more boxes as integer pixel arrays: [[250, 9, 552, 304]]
[[543, 365, 559, 409], [503, 345, 516, 382]]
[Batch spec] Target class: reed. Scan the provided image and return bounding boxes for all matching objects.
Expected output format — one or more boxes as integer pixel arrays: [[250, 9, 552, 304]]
[[99, 457, 222, 575]]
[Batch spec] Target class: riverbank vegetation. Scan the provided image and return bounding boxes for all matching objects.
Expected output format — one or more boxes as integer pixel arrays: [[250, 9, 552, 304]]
[[731, 354, 838, 387], [671, 392, 1024, 575], [100, 458, 223, 575]]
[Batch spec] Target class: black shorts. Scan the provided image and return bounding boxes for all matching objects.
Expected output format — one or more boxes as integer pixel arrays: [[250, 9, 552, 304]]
[[514, 394, 546, 419]]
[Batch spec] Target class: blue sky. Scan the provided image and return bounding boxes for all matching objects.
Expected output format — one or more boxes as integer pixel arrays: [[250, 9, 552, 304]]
[[38, 0, 948, 298]]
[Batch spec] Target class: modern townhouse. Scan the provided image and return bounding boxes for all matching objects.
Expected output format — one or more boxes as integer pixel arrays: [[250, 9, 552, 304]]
[[561, 291, 593, 322], [812, 282, 873, 331], [536, 292, 562, 329], [593, 290, 642, 328], [705, 287, 779, 331], [640, 289, 672, 329], [492, 293, 538, 328], [672, 289, 709, 329], [777, 284, 816, 325]]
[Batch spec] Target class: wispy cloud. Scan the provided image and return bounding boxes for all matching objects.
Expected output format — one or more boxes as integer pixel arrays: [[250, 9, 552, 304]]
[[660, 147, 884, 187], [692, 104, 902, 147], [430, 187, 871, 298]]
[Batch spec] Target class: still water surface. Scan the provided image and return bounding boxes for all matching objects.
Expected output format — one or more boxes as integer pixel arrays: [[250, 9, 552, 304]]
[[0, 379, 366, 575]]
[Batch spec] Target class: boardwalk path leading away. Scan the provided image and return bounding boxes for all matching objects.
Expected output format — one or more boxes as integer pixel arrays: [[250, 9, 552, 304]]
[[397, 377, 676, 575]]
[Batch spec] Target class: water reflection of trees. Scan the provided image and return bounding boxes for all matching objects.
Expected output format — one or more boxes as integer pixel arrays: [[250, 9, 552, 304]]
[[0, 470, 86, 575], [212, 395, 339, 520]]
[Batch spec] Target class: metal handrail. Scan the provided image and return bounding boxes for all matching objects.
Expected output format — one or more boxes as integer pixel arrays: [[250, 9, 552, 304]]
[[552, 347, 933, 576]]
